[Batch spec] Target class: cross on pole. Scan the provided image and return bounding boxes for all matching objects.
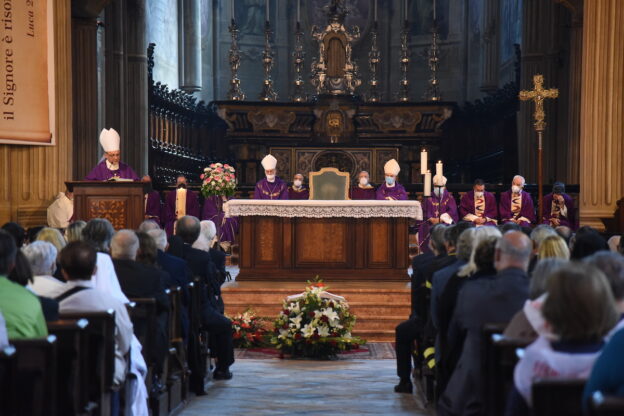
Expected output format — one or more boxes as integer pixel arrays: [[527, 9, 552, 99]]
[[519, 74, 559, 223]]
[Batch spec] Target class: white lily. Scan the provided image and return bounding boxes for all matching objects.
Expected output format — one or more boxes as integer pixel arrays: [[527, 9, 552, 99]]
[[289, 314, 303, 328], [301, 324, 315, 338], [322, 308, 339, 322], [317, 326, 330, 337]]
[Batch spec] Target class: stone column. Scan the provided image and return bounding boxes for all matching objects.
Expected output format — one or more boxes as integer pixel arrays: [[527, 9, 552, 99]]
[[579, 1, 624, 229], [480, 0, 500, 93], [179, 0, 202, 92]]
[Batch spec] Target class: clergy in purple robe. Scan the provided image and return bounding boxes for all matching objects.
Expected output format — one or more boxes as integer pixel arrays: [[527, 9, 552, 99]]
[[499, 175, 535, 227], [201, 195, 239, 245], [541, 182, 576, 229], [418, 175, 459, 253], [253, 154, 289, 200], [376, 159, 408, 201], [84, 128, 140, 181], [459, 179, 498, 226], [350, 171, 376, 200], [164, 175, 200, 235], [288, 173, 310, 200], [141, 175, 162, 224]]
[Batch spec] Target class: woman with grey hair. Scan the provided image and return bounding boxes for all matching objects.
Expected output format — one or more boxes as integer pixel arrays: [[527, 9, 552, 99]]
[[64, 220, 86, 243], [22, 241, 67, 298], [192, 220, 217, 252]]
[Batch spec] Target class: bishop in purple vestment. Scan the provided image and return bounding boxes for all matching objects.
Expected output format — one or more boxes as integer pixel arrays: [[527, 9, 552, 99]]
[[350, 171, 376, 200], [376, 160, 408, 200], [418, 178, 459, 253], [164, 175, 200, 235], [459, 179, 498, 226], [84, 128, 140, 181], [253, 154, 289, 200], [288, 173, 310, 200], [201, 195, 239, 244], [499, 175, 535, 227], [541, 182, 576, 229]]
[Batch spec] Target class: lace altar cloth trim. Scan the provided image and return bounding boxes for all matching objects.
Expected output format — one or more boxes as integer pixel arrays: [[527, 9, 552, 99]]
[[224, 200, 423, 220]]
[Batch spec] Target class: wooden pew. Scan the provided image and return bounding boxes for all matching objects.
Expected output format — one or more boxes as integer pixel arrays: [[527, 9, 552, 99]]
[[47, 318, 92, 415], [589, 392, 624, 416], [10, 335, 58, 416], [532, 378, 586, 416], [0, 345, 17, 415], [187, 279, 211, 395], [61, 310, 116, 416], [166, 286, 189, 413], [482, 325, 532, 416]]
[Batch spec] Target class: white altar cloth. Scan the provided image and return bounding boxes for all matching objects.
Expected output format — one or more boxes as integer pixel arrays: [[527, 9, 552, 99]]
[[223, 199, 423, 220]]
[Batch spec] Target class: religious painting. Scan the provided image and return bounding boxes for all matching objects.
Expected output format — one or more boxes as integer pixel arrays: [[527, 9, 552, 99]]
[[500, 0, 522, 62], [409, 0, 449, 39], [309, 0, 369, 41], [0, 0, 52, 145], [238, 0, 269, 37]]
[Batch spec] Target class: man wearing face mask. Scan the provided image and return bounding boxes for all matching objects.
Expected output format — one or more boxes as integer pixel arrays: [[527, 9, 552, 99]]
[[418, 175, 459, 253], [459, 179, 498, 226], [376, 159, 408, 200], [142, 175, 162, 224], [164, 175, 200, 235], [541, 182, 577, 229], [254, 154, 289, 200], [85, 128, 140, 181], [499, 175, 535, 227], [350, 171, 376, 200], [288, 173, 310, 200]]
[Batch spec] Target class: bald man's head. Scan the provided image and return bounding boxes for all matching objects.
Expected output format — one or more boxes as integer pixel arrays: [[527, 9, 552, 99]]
[[176, 215, 201, 244], [495, 230, 532, 272]]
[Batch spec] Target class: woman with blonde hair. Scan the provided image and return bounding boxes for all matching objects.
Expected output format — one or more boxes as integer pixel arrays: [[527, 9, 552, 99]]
[[537, 235, 570, 260], [64, 220, 87, 243], [457, 226, 502, 277], [36, 227, 66, 253]]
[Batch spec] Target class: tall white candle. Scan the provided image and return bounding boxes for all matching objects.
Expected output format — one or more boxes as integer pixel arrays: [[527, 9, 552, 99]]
[[231, 0, 235, 21], [266, 0, 269, 22], [436, 160, 443, 177], [433, 0, 436, 21], [404, 0, 408, 22], [424, 171, 432, 197], [420, 149, 428, 175], [374, 0, 377, 22], [297, 0, 300, 22]]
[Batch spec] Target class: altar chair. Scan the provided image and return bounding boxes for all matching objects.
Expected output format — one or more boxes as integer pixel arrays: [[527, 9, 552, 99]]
[[309, 167, 350, 200]]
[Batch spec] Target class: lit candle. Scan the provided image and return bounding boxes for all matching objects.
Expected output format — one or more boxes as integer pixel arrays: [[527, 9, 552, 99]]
[[231, 0, 235, 22], [433, 0, 436, 21], [436, 160, 443, 177], [420, 149, 428, 175], [374, 0, 377, 22], [424, 170, 432, 197], [297, 0, 300, 23], [266, 0, 269, 23]]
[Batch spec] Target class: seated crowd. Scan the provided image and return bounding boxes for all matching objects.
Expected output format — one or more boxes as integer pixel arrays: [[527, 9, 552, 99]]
[[398, 218, 624, 415], [0, 215, 234, 415]]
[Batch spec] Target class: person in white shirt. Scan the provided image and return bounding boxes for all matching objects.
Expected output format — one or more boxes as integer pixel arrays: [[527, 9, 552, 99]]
[[47, 189, 74, 229], [21, 241, 67, 298]]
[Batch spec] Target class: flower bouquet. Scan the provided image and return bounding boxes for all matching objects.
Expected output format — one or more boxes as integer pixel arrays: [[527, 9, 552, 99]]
[[271, 279, 365, 359], [200, 162, 237, 197], [228, 309, 267, 348]]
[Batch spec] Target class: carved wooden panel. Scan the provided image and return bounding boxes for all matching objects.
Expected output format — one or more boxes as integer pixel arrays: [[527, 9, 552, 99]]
[[368, 220, 392, 267], [294, 219, 348, 266], [254, 217, 280, 264], [87, 198, 128, 230]]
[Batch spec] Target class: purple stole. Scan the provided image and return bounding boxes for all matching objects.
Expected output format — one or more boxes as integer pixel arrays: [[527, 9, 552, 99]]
[[541, 193, 576, 229], [499, 190, 536, 226], [418, 190, 459, 253], [375, 183, 408, 200], [253, 178, 289, 200], [84, 160, 140, 181], [459, 190, 498, 226], [201, 195, 239, 244], [350, 185, 376, 200], [288, 186, 310, 200]]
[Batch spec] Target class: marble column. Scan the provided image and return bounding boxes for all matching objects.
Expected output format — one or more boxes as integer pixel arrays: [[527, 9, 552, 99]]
[[480, 0, 500, 93], [579, 1, 624, 229], [179, 0, 202, 92]]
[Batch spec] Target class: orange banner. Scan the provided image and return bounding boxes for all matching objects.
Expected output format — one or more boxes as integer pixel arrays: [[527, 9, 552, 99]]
[[0, 0, 51, 145]]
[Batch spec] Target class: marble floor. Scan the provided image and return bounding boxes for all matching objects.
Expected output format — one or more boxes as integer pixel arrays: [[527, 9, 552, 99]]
[[179, 359, 431, 416]]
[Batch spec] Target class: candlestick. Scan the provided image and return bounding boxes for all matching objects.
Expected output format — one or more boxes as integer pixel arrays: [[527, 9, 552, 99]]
[[420, 149, 428, 175], [436, 160, 443, 177], [374, 0, 377, 21], [397, 18, 410, 101], [259, 20, 277, 101], [231, 0, 235, 21], [424, 171, 432, 197], [266, 0, 269, 22], [404, 0, 407, 21], [433, 0, 436, 21], [291, 20, 306, 102], [227, 20, 245, 100], [297, 0, 300, 22]]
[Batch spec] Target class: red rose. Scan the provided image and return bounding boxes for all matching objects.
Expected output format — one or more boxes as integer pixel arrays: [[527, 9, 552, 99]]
[[321, 316, 329, 323], [331, 332, 338, 337], [282, 324, 289, 329], [295, 333, 302, 340], [282, 309, 290, 315], [308, 311, 315, 318], [233, 332, 241, 339]]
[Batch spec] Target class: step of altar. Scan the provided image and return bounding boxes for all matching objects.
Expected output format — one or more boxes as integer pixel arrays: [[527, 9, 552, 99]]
[[222, 280, 411, 343]]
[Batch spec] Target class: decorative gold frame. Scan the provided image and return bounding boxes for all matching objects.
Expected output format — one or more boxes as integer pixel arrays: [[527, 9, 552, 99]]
[[309, 167, 351, 200]]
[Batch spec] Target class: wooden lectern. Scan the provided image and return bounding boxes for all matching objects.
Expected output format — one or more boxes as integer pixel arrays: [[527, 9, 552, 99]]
[[66, 181, 147, 230]]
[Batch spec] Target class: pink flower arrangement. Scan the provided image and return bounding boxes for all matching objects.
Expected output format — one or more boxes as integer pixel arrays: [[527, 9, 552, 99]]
[[200, 162, 237, 197]]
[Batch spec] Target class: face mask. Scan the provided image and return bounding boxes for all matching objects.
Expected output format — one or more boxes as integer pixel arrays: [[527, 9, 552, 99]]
[[359, 177, 369, 186], [385, 176, 395, 186], [434, 188, 442, 197], [474, 191, 484, 198], [177, 182, 187, 189], [266, 174, 276, 182], [293, 179, 302, 187], [512, 185, 521, 194]]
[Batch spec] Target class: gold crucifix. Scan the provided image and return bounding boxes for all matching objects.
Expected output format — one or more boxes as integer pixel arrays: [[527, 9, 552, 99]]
[[518, 74, 559, 224], [519, 74, 559, 132]]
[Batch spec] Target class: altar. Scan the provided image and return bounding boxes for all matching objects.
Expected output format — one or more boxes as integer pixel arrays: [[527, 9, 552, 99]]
[[225, 200, 422, 281]]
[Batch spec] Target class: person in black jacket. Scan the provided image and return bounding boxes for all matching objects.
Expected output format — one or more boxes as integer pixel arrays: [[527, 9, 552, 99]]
[[111, 229, 170, 376], [176, 215, 234, 381]]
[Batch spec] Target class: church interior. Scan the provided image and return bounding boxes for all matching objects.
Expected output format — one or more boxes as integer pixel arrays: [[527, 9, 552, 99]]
[[1, 0, 624, 415]]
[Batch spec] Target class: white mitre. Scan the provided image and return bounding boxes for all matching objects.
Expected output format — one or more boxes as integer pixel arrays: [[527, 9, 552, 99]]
[[261, 154, 277, 170], [384, 159, 400, 175], [433, 175, 447, 187], [99, 128, 121, 153]]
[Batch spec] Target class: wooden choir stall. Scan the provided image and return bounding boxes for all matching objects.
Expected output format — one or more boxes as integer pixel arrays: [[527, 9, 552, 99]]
[[225, 200, 422, 281]]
